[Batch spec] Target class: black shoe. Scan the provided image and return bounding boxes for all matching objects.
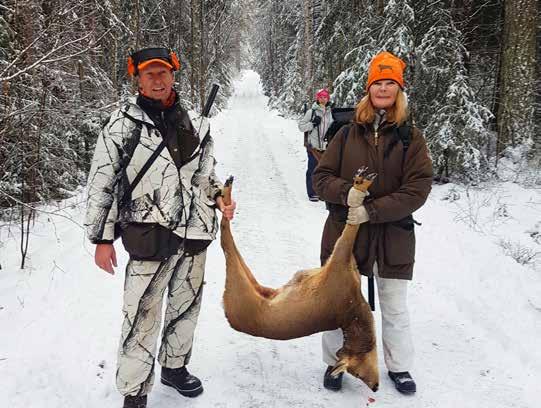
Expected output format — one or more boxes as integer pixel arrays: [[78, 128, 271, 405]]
[[161, 366, 203, 398], [123, 395, 147, 408], [323, 365, 343, 391], [309, 195, 320, 202], [388, 371, 416, 394]]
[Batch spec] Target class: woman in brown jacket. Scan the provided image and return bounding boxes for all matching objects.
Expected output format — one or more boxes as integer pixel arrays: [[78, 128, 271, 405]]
[[313, 52, 433, 395]]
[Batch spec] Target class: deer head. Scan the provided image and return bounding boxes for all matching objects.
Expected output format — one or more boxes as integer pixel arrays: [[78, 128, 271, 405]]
[[331, 347, 379, 392]]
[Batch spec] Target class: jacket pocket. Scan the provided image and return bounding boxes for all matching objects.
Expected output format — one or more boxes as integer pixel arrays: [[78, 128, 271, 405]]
[[120, 223, 183, 261], [384, 221, 415, 265]]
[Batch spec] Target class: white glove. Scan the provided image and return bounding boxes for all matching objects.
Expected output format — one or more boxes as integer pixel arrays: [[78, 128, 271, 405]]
[[347, 187, 368, 208], [347, 206, 369, 225]]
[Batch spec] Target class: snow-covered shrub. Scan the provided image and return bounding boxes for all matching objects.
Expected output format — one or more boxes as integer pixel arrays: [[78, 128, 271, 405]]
[[498, 239, 539, 266], [526, 222, 541, 245], [441, 186, 461, 202], [496, 141, 541, 186]]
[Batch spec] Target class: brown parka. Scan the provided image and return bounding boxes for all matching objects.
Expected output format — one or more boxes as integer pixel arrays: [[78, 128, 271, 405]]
[[312, 122, 433, 280]]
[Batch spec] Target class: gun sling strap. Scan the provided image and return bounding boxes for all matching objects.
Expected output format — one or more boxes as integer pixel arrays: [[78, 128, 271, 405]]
[[119, 140, 167, 208]]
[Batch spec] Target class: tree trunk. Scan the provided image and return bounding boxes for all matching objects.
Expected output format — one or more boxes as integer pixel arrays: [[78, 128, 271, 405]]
[[376, 0, 385, 16], [134, 0, 141, 50], [199, 0, 206, 112], [533, 12, 541, 161], [303, 0, 314, 101], [190, 0, 197, 104], [495, 0, 537, 157]]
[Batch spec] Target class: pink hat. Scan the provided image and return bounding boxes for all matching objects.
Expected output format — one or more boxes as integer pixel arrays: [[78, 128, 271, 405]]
[[315, 88, 330, 100]]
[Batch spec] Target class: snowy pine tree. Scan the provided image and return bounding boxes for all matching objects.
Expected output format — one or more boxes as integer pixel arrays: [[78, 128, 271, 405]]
[[426, 69, 493, 180], [378, 0, 414, 63]]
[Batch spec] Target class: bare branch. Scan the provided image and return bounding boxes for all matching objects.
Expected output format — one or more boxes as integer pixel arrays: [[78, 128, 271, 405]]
[[0, 191, 85, 229], [0, 33, 93, 82], [0, 33, 47, 79]]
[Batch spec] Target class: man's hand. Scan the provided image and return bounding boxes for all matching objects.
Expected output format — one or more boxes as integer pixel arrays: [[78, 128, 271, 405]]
[[216, 196, 236, 221], [311, 116, 321, 127], [347, 187, 368, 208], [95, 244, 117, 275], [347, 206, 369, 225]]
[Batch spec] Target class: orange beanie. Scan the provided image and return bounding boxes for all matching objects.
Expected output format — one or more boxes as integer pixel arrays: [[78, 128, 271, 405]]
[[366, 51, 406, 90]]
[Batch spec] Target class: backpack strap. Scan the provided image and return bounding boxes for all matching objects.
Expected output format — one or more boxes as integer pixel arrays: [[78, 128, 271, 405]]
[[337, 123, 352, 172], [119, 140, 167, 208], [398, 125, 411, 169], [311, 108, 323, 146], [116, 109, 167, 208], [383, 123, 411, 169], [368, 276, 375, 311]]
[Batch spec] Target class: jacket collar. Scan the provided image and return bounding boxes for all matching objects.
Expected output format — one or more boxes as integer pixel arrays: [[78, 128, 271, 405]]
[[355, 121, 396, 146], [373, 109, 387, 130], [311, 101, 330, 112], [120, 96, 157, 127]]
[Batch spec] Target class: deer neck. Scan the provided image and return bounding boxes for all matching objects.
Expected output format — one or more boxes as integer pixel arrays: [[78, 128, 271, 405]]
[[343, 304, 376, 355]]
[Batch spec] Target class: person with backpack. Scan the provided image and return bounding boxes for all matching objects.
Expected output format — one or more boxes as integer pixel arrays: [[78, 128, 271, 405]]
[[298, 88, 334, 201], [312, 52, 433, 395], [84, 47, 236, 408]]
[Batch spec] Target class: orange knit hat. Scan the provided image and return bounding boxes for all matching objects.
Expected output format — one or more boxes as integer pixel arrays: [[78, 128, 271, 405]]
[[366, 51, 406, 90]]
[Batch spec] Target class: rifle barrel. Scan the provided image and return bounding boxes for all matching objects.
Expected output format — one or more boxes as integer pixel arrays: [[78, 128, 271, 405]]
[[202, 84, 220, 117]]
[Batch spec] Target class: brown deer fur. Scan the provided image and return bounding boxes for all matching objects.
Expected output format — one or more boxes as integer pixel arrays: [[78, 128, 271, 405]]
[[220, 171, 379, 391]]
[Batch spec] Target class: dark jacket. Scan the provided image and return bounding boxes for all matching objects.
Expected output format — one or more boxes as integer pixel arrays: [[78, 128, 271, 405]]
[[312, 122, 433, 279], [136, 94, 199, 168]]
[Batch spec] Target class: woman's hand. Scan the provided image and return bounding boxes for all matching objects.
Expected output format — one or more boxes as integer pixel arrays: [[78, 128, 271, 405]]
[[347, 187, 368, 208], [347, 206, 369, 225]]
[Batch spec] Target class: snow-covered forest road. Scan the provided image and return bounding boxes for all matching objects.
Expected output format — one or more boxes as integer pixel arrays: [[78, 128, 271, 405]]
[[1, 71, 539, 408]]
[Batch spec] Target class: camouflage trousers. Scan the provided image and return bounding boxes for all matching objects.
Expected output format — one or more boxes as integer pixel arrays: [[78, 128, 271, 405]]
[[116, 250, 206, 396]]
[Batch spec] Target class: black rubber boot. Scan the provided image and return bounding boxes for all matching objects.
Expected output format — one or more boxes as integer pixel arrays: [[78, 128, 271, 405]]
[[388, 371, 417, 394], [161, 366, 204, 397], [323, 365, 343, 391], [123, 395, 147, 408]]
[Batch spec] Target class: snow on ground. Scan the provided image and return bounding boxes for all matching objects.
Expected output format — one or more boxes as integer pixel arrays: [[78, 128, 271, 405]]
[[1, 70, 540, 408]]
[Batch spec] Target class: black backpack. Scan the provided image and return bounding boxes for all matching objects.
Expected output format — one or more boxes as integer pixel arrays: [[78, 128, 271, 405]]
[[326, 107, 412, 166], [324, 107, 355, 144]]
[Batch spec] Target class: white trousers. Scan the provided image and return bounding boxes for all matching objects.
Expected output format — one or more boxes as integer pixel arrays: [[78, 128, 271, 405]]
[[116, 250, 206, 396], [322, 264, 414, 372]]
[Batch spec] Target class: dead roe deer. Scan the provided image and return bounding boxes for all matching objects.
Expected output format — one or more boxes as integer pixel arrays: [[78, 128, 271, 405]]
[[220, 168, 379, 392]]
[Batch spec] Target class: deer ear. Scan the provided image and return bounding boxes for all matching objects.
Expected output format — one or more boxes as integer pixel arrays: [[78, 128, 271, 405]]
[[330, 359, 348, 377]]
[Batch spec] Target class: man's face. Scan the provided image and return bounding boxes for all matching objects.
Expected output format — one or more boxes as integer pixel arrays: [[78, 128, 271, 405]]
[[137, 62, 174, 103]]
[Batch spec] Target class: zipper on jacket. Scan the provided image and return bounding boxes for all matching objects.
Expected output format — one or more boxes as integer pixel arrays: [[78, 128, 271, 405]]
[[374, 130, 379, 147]]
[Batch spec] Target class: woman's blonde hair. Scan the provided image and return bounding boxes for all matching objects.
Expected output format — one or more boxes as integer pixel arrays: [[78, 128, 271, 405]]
[[354, 89, 409, 126]]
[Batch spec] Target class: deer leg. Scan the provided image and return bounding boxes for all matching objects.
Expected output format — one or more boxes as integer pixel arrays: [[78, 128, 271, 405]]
[[237, 249, 277, 298], [222, 221, 277, 300]]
